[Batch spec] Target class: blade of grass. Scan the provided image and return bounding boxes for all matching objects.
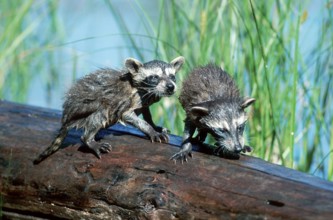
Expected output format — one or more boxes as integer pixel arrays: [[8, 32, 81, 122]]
[[289, 5, 301, 168], [249, 0, 284, 165], [104, 0, 144, 60]]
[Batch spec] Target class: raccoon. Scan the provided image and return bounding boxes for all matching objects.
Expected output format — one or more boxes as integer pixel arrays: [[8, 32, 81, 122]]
[[34, 56, 185, 164], [171, 64, 255, 162]]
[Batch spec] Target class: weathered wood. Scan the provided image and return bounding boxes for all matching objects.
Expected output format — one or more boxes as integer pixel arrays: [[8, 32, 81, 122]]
[[0, 100, 333, 219]]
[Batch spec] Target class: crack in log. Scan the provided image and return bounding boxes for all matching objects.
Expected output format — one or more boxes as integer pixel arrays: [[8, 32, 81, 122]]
[[133, 166, 177, 176]]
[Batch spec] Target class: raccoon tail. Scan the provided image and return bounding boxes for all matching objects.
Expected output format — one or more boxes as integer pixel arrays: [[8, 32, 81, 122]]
[[33, 127, 68, 165]]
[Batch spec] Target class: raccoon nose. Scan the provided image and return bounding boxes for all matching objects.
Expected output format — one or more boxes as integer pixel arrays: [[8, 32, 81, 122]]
[[235, 146, 243, 153], [166, 82, 175, 92]]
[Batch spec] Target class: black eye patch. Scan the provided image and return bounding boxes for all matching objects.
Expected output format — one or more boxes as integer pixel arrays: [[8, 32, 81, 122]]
[[169, 74, 176, 82], [211, 127, 229, 138], [237, 123, 246, 134], [143, 75, 160, 87]]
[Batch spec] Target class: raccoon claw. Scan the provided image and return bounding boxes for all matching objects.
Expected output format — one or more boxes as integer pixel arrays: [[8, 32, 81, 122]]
[[170, 150, 192, 164], [89, 142, 112, 159], [100, 142, 112, 153], [150, 132, 169, 143], [160, 128, 170, 142], [170, 143, 192, 164]]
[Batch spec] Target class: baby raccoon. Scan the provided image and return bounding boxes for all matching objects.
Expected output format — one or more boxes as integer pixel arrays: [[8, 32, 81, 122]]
[[171, 64, 255, 162], [34, 56, 185, 164]]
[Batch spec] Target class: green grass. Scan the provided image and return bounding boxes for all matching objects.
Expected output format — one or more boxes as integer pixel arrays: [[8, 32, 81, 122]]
[[0, 0, 62, 103], [1, 0, 332, 180]]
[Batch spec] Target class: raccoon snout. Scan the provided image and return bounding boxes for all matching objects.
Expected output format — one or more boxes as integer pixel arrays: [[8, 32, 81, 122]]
[[234, 145, 243, 153], [166, 82, 175, 93]]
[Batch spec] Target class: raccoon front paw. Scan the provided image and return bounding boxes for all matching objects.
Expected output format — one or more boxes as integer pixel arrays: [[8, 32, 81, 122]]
[[88, 142, 112, 159], [170, 142, 192, 164], [149, 131, 169, 143], [154, 126, 170, 134]]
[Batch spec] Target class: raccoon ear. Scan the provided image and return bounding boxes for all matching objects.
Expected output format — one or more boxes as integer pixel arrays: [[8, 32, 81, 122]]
[[125, 58, 143, 75], [170, 56, 185, 73], [240, 97, 256, 109], [190, 106, 209, 117]]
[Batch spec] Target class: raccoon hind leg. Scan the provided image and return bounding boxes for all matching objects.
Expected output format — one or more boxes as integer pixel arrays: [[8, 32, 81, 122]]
[[81, 110, 112, 159]]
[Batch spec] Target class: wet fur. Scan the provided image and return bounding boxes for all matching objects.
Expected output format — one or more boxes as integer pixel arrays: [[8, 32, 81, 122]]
[[171, 64, 255, 163], [34, 57, 185, 164]]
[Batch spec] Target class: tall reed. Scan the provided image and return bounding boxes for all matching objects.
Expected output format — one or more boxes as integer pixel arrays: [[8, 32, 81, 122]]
[[0, 0, 62, 103]]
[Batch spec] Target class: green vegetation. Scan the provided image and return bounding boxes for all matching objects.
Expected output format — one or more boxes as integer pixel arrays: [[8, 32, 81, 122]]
[[0, 0, 62, 103], [1, 0, 332, 180]]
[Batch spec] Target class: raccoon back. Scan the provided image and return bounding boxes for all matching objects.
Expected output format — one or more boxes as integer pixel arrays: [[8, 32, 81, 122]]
[[179, 64, 240, 110], [62, 68, 135, 126]]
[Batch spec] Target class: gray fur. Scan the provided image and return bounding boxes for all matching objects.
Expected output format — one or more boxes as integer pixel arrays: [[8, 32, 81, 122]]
[[171, 64, 255, 163], [34, 56, 185, 164]]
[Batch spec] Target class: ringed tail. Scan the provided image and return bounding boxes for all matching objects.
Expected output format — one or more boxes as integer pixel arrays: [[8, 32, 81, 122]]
[[33, 127, 68, 164]]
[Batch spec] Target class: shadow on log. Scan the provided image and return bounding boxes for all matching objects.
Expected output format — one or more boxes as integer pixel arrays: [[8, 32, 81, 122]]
[[1, 100, 333, 219]]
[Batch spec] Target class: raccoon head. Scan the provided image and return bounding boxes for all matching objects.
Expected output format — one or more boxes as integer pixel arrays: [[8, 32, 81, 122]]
[[125, 56, 185, 99], [189, 97, 255, 154]]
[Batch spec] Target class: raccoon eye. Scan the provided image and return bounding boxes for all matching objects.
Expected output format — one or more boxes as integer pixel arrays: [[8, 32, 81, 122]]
[[169, 74, 176, 82], [218, 128, 229, 134], [222, 128, 229, 133], [148, 75, 160, 84], [237, 123, 246, 134]]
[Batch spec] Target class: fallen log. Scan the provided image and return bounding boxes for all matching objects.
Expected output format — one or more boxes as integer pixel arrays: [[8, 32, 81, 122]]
[[0, 100, 333, 219]]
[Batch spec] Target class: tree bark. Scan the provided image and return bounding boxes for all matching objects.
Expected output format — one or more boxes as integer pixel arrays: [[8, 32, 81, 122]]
[[1, 100, 333, 219]]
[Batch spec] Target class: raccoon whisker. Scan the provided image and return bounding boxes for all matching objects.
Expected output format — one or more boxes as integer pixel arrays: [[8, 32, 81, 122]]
[[150, 90, 159, 98], [151, 90, 162, 98], [214, 148, 223, 155], [141, 90, 156, 100], [141, 81, 158, 87], [141, 90, 153, 98], [137, 85, 154, 89], [136, 86, 155, 92], [214, 143, 226, 155]]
